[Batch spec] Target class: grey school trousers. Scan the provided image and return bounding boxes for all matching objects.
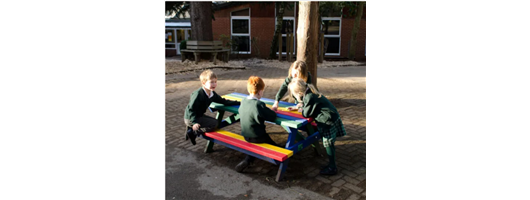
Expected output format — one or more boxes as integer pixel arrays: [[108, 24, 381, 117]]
[[184, 115, 218, 133]]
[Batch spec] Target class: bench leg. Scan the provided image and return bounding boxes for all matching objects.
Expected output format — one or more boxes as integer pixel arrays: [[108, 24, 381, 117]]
[[181, 52, 186, 61], [282, 126, 299, 148], [193, 52, 200, 64], [204, 140, 215, 153], [212, 52, 218, 65], [306, 123, 324, 157], [218, 113, 239, 129], [276, 159, 289, 182]]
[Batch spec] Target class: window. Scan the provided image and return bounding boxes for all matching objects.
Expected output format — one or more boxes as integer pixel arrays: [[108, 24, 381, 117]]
[[322, 18, 341, 55], [165, 28, 191, 54], [166, 29, 176, 49], [276, 3, 296, 54], [231, 8, 250, 54], [321, 5, 342, 56]]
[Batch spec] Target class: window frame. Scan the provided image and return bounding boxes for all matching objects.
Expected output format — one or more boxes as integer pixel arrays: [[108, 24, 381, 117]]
[[321, 17, 342, 56], [275, 3, 296, 55], [230, 8, 251, 54], [165, 28, 177, 50], [165, 28, 191, 55]]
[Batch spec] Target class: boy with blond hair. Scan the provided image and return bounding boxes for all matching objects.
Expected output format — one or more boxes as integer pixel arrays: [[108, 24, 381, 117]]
[[235, 76, 279, 172], [184, 70, 240, 145]]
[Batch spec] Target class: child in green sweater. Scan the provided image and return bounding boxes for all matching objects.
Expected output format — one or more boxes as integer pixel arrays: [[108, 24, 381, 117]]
[[271, 60, 313, 111], [235, 76, 279, 172], [183, 70, 240, 145], [288, 78, 347, 175]]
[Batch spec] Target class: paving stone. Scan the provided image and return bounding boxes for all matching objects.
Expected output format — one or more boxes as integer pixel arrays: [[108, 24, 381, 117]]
[[346, 193, 361, 200], [328, 187, 341, 197], [343, 183, 364, 193], [166, 63, 366, 199], [331, 179, 346, 187], [343, 175, 361, 185], [315, 176, 332, 184], [355, 174, 366, 181]]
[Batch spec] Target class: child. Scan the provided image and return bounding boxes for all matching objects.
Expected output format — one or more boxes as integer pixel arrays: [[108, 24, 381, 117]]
[[271, 60, 313, 111], [183, 70, 240, 145], [288, 78, 346, 175], [235, 76, 279, 172]]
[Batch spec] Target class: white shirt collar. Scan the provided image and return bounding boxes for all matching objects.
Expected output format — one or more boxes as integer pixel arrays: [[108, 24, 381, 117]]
[[247, 95, 259, 100], [202, 87, 214, 99]]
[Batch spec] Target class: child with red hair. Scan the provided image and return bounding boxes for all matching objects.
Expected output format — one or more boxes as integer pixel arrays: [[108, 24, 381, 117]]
[[235, 76, 279, 172]]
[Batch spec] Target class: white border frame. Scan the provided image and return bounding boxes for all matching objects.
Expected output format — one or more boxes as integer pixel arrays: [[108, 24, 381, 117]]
[[322, 17, 342, 56], [230, 8, 251, 54]]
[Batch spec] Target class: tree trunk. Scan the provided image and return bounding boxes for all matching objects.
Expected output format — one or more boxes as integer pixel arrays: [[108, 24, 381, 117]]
[[296, 2, 319, 86], [318, 14, 323, 63], [347, 2, 365, 60], [190, 2, 213, 41], [269, 3, 284, 59]]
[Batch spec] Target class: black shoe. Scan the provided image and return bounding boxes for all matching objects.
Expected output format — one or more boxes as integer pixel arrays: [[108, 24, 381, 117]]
[[196, 130, 204, 137], [235, 160, 250, 173], [185, 128, 196, 145], [320, 166, 338, 175]]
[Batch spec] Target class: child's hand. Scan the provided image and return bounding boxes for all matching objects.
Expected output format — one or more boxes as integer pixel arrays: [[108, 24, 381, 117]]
[[297, 108, 303, 113], [287, 106, 297, 111], [192, 124, 201, 131], [296, 103, 303, 109], [271, 101, 279, 111]]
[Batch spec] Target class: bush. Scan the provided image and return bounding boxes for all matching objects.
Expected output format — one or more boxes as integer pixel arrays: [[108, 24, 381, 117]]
[[179, 40, 187, 50]]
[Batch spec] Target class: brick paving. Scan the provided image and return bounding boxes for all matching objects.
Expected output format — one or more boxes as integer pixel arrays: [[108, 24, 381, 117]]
[[166, 62, 366, 200]]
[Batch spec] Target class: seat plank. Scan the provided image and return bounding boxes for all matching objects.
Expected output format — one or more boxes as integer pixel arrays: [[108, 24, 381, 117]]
[[204, 130, 293, 162]]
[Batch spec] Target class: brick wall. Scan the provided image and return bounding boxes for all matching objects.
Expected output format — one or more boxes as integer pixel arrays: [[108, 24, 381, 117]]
[[212, 3, 276, 59], [339, 18, 366, 61], [211, 3, 366, 61]]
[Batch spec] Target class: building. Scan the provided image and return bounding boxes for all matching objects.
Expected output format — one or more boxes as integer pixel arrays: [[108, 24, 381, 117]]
[[165, 2, 366, 61], [165, 19, 191, 57]]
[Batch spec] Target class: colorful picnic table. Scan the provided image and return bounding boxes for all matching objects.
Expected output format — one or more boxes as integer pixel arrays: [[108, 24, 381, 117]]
[[202, 92, 323, 181]]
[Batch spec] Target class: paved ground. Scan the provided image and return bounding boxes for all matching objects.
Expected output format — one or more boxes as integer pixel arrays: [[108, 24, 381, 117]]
[[166, 60, 366, 200]]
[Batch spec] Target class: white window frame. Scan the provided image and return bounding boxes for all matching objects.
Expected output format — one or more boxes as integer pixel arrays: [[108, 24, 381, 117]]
[[165, 28, 177, 50], [165, 28, 191, 55], [230, 8, 251, 54], [321, 17, 342, 56], [275, 3, 296, 55]]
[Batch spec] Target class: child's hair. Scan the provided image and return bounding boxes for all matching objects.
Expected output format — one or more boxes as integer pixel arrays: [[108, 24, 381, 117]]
[[288, 78, 322, 101], [288, 60, 308, 82], [199, 70, 217, 83], [247, 76, 265, 94]]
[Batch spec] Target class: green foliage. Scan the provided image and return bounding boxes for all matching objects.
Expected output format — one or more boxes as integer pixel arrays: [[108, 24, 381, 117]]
[[319, 1, 365, 18], [219, 34, 240, 55], [179, 39, 187, 50], [165, 1, 218, 20], [166, 2, 190, 19], [219, 34, 232, 48]]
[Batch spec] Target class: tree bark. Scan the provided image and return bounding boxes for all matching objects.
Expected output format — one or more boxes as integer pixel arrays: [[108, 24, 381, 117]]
[[318, 14, 323, 63], [190, 2, 213, 41], [347, 2, 365, 61], [296, 1, 319, 86], [269, 3, 284, 59]]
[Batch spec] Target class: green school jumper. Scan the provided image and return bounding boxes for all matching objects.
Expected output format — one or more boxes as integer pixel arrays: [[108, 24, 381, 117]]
[[184, 87, 240, 125], [238, 97, 277, 139], [275, 72, 312, 104], [301, 93, 346, 139]]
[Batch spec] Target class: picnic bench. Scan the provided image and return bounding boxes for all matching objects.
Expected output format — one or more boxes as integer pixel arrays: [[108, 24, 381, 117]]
[[199, 93, 323, 182], [181, 41, 230, 65]]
